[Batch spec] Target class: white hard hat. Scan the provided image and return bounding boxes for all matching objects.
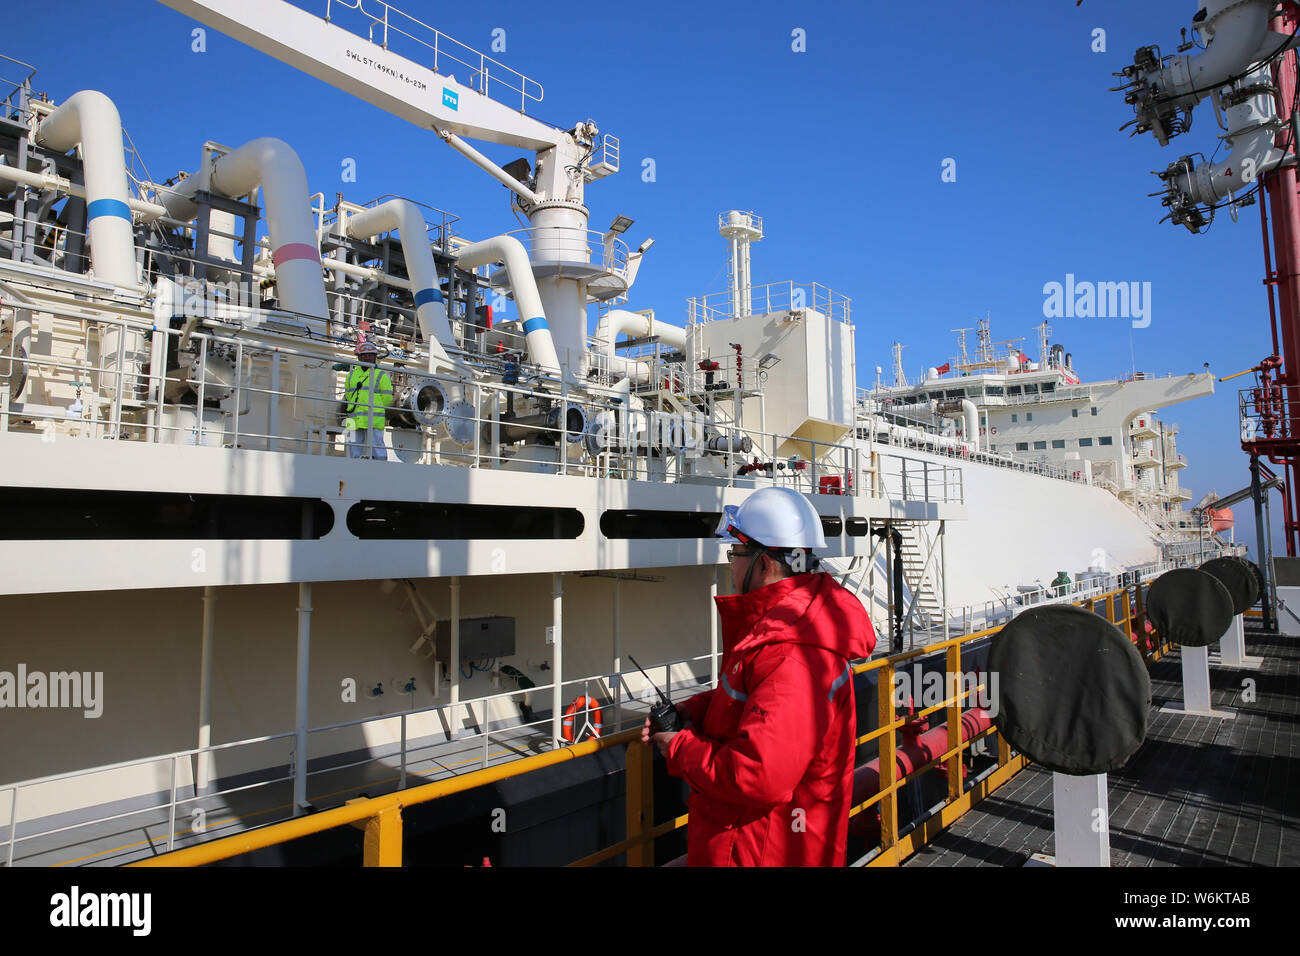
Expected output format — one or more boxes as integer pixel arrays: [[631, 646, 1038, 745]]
[[715, 487, 827, 550]]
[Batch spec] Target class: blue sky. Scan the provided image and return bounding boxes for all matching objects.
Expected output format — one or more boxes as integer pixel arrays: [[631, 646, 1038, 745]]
[[13, 0, 1284, 552]]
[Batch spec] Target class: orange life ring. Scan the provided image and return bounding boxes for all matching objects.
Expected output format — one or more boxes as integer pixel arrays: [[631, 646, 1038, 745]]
[[561, 696, 604, 742]]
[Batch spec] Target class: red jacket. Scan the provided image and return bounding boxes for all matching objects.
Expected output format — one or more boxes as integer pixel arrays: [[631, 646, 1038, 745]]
[[665, 571, 875, 866]]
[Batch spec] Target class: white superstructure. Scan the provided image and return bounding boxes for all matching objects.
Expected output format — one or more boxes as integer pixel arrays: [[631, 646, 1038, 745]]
[[862, 319, 1215, 550]]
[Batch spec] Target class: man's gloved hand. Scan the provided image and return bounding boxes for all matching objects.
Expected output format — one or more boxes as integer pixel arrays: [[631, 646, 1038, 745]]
[[641, 713, 687, 756]]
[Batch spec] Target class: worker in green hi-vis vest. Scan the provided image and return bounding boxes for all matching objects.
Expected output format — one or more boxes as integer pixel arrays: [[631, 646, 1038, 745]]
[[344, 339, 393, 460]]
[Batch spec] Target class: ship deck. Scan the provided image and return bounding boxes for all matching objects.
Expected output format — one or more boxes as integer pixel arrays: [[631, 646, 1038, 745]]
[[903, 624, 1299, 867]]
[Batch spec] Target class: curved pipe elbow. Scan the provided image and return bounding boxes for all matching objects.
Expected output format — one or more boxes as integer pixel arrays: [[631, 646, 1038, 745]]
[[346, 199, 455, 367], [595, 309, 687, 364], [456, 235, 561, 376], [34, 90, 137, 288], [1190, 126, 1286, 203], [165, 138, 327, 320], [1159, 1, 1273, 102]]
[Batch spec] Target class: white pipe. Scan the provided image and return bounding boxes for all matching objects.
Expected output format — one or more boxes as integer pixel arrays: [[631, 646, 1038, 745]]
[[455, 235, 560, 375], [33, 90, 138, 288], [607, 353, 653, 385], [437, 129, 540, 205], [1153, 1, 1273, 105], [960, 399, 979, 452], [0, 163, 168, 220], [161, 138, 328, 320], [593, 309, 687, 366], [318, 256, 391, 285], [345, 199, 455, 369], [1182, 63, 1290, 204]]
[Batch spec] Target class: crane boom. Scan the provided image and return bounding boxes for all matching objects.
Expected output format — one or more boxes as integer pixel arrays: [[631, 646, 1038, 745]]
[[155, 0, 563, 151]]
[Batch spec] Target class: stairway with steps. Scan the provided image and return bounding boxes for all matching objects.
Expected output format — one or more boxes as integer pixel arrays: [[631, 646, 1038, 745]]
[[894, 523, 944, 630]]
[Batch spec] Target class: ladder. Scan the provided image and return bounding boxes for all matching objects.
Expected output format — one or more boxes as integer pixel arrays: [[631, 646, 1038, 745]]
[[894, 523, 944, 629]]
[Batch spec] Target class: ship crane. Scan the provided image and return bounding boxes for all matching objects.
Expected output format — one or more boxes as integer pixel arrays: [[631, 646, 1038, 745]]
[[156, 0, 650, 381]]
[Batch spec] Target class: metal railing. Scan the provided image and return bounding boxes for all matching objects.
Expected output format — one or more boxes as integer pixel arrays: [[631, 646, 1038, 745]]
[[323, 194, 462, 250], [0, 278, 891, 498], [1239, 382, 1300, 449], [0, 652, 714, 866], [0, 53, 36, 120], [877, 454, 964, 504], [860, 417, 1092, 487], [501, 225, 630, 275], [120, 580, 1177, 868], [858, 383, 1095, 408], [933, 562, 1168, 642], [315, 0, 543, 112], [687, 281, 852, 325], [853, 581, 1175, 867]]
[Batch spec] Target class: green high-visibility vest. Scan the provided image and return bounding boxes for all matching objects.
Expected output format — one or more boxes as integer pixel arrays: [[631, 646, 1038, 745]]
[[344, 364, 393, 431]]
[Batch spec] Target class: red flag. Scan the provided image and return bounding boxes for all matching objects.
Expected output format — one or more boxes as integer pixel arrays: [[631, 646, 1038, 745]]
[[935, 362, 951, 375]]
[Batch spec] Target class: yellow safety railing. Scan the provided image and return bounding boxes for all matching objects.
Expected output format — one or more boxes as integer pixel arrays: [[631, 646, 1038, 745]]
[[130, 728, 640, 868], [852, 582, 1172, 867], [131, 583, 1171, 868]]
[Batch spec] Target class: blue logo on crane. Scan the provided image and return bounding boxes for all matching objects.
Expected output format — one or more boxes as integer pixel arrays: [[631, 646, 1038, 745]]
[[442, 88, 459, 110]]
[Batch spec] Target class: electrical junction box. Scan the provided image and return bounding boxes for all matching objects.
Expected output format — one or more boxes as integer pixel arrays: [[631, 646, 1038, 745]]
[[436, 616, 516, 662]]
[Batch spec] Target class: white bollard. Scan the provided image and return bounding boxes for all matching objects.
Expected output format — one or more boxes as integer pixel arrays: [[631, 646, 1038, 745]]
[[1160, 645, 1235, 719], [1054, 772, 1110, 867], [1210, 614, 1262, 669], [1027, 773, 1111, 867]]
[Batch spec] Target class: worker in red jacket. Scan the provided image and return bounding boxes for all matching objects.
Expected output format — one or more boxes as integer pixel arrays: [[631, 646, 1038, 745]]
[[643, 487, 875, 866]]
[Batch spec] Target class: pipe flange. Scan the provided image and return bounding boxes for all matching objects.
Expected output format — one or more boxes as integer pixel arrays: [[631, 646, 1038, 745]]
[[444, 399, 477, 446], [584, 409, 618, 456], [554, 404, 587, 444], [527, 200, 590, 216], [408, 379, 450, 431]]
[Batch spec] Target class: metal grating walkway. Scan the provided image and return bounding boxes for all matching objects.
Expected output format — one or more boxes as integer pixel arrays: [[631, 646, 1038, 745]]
[[904, 627, 1299, 867]]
